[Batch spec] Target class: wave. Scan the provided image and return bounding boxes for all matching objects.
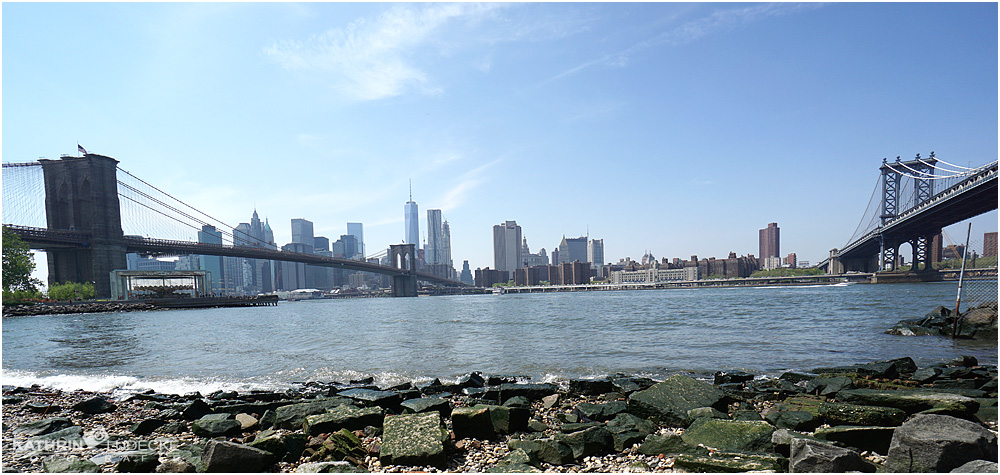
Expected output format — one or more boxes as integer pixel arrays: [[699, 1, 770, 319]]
[[0, 369, 286, 396]]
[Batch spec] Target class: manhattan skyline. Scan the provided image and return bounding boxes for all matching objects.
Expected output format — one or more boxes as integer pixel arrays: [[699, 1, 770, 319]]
[[3, 2, 997, 273]]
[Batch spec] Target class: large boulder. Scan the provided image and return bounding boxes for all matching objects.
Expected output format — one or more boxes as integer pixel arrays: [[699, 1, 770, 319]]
[[951, 460, 999, 473], [884, 414, 998, 472], [499, 383, 559, 401], [249, 430, 308, 462], [605, 413, 656, 451], [337, 389, 403, 411], [555, 426, 614, 460], [275, 398, 351, 430], [627, 375, 725, 427], [201, 440, 275, 472], [672, 452, 786, 472], [637, 433, 708, 457], [680, 418, 775, 453], [294, 461, 366, 473], [379, 412, 447, 469], [575, 401, 627, 422], [818, 401, 907, 426], [14, 417, 74, 436], [191, 418, 241, 437], [836, 389, 980, 417], [814, 426, 895, 455], [789, 438, 874, 473], [42, 456, 100, 473], [400, 397, 451, 418], [507, 437, 575, 465], [303, 405, 383, 436], [452, 406, 495, 440]]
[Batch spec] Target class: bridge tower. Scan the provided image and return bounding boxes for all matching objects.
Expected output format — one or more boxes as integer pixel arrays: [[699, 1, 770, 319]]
[[878, 154, 939, 273], [389, 243, 418, 297], [39, 154, 126, 298]]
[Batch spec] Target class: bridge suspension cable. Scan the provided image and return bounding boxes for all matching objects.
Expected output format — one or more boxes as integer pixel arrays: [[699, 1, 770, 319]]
[[842, 175, 882, 248]]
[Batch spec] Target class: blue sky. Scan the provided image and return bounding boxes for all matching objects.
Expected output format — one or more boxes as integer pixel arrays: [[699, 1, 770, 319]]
[[3, 2, 997, 273]]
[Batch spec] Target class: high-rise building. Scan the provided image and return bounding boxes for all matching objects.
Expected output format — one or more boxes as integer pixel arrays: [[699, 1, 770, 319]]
[[985, 232, 998, 257], [347, 223, 365, 258], [442, 220, 453, 275], [426, 209, 444, 265], [313, 236, 330, 253], [587, 239, 604, 269], [460, 260, 473, 285], [493, 220, 522, 273], [292, 218, 315, 246], [197, 225, 224, 293], [557, 236, 588, 264], [521, 238, 549, 267], [758, 222, 780, 266], [404, 184, 419, 246]]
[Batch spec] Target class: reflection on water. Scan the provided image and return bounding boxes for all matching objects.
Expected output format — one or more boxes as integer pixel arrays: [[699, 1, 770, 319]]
[[2, 282, 996, 388]]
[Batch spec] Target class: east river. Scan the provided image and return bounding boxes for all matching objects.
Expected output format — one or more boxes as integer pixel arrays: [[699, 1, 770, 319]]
[[2, 282, 996, 394]]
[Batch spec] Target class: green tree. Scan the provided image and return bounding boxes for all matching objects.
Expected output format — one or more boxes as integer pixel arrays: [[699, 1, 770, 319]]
[[48, 282, 96, 301], [3, 226, 43, 303]]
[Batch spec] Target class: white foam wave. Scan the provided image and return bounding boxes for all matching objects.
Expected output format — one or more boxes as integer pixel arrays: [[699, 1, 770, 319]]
[[0, 369, 284, 396]]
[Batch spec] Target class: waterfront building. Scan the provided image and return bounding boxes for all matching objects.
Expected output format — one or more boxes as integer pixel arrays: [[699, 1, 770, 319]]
[[404, 186, 419, 246], [493, 220, 522, 274], [588, 239, 604, 270], [347, 222, 365, 258], [442, 220, 454, 278], [783, 253, 797, 268], [197, 225, 224, 293], [557, 236, 588, 264], [985, 232, 998, 257], [550, 248, 559, 266], [758, 222, 780, 267], [475, 267, 509, 288], [762, 256, 783, 270], [610, 266, 699, 284]]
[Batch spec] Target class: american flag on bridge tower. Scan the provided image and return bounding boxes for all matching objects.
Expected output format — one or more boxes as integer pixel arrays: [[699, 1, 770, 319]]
[[78, 144, 87, 155]]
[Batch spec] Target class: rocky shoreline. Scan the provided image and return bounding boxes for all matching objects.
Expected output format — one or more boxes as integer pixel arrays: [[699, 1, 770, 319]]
[[887, 301, 998, 340], [2, 357, 997, 473]]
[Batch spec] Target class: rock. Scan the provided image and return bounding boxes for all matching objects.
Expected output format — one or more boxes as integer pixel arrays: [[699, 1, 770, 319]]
[[856, 357, 918, 379], [488, 448, 541, 472], [249, 430, 308, 462], [637, 433, 707, 456], [556, 426, 614, 460], [260, 409, 277, 429], [541, 394, 559, 409], [498, 383, 558, 401], [131, 419, 167, 435], [818, 401, 907, 426], [191, 418, 241, 437], [951, 460, 999, 473], [837, 389, 980, 417], [26, 402, 61, 413], [731, 410, 764, 421], [452, 406, 495, 440], [337, 389, 403, 411], [275, 398, 351, 429], [687, 406, 728, 420], [681, 418, 774, 453], [804, 376, 853, 396], [301, 429, 365, 463], [165, 442, 207, 473], [569, 378, 614, 395], [503, 396, 531, 408], [303, 405, 383, 436], [28, 426, 84, 444], [765, 410, 819, 431], [789, 438, 875, 473], [294, 461, 367, 472], [154, 458, 197, 473], [605, 413, 656, 451], [672, 452, 787, 472], [400, 397, 451, 417], [200, 440, 275, 472], [771, 428, 829, 457], [13, 417, 74, 436], [575, 401, 627, 422], [180, 400, 213, 420], [626, 375, 725, 427], [459, 372, 487, 388], [884, 414, 998, 472], [814, 426, 896, 455], [115, 449, 160, 472], [481, 404, 530, 434], [235, 413, 258, 430], [507, 438, 575, 465], [72, 396, 117, 414], [612, 377, 655, 395], [912, 367, 944, 383], [714, 371, 755, 385], [379, 412, 447, 469], [42, 456, 100, 473]]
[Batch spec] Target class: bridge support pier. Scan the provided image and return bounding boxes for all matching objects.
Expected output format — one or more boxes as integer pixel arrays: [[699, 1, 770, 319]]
[[39, 155, 126, 299], [389, 244, 418, 297]]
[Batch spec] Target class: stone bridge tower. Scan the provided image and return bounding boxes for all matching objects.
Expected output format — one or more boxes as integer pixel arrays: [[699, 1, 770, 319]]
[[389, 243, 418, 297], [39, 154, 126, 298]]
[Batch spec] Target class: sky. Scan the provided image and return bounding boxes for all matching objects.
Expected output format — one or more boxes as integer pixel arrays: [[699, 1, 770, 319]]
[[3, 2, 998, 276]]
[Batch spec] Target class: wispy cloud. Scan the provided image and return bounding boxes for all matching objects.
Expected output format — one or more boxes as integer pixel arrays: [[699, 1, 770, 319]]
[[438, 159, 503, 211], [264, 3, 504, 101], [545, 3, 822, 84]]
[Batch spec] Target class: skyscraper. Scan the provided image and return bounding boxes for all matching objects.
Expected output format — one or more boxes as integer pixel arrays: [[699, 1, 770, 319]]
[[292, 218, 315, 246], [759, 222, 780, 266], [426, 209, 444, 264], [404, 184, 419, 246], [587, 238, 605, 269], [493, 220, 522, 273], [557, 236, 588, 264], [347, 222, 365, 258], [197, 225, 223, 293], [442, 220, 453, 273]]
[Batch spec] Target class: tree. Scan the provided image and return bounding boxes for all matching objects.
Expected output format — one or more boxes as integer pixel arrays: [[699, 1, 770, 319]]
[[3, 226, 43, 303], [48, 282, 95, 301]]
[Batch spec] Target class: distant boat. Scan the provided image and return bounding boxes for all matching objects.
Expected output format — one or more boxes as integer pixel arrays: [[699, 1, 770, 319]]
[[492, 287, 505, 295]]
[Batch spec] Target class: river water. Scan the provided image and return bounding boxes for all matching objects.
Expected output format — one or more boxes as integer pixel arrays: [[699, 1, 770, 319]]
[[2, 282, 996, 394]]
